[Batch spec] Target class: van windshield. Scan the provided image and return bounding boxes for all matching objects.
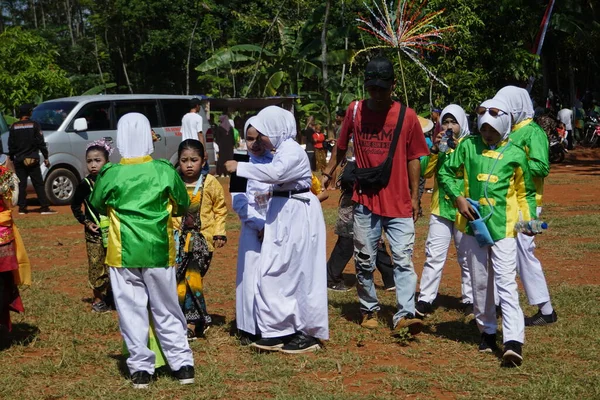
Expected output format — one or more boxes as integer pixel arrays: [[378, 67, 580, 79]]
[[32, 101, 77, 131]]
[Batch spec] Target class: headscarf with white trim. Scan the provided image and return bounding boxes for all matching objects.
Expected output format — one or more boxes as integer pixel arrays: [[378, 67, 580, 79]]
[[494, 85, 535, 125], [440, 104, 470, 140], [251, 106, 297, 149], [116, 112, 154, 158], [477, 98, 512, 142]]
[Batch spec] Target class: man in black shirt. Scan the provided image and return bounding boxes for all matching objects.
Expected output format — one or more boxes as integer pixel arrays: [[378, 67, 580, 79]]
[[8, 104, 56, 214]]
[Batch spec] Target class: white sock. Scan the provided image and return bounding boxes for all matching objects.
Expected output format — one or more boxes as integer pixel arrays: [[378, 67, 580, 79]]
[[538, 301, 554, 315]]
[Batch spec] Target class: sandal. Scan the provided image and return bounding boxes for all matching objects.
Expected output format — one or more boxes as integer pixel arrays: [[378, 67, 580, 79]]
[[187, 327, 197, 341]]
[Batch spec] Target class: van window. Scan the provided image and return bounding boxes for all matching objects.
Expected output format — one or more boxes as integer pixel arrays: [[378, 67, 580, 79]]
[[32, 101, 78, 131], [162, 99, 189, 126], [69, 101, 112, 131], [114, 100, 160, 127]]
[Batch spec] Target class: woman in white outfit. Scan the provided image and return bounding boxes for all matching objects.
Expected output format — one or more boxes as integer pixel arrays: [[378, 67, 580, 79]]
[[225, 106, 328, 354], [231, 116, 273, 344]]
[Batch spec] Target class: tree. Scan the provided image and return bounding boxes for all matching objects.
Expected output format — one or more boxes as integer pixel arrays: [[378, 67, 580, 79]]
[[0, 28, 71, 114]]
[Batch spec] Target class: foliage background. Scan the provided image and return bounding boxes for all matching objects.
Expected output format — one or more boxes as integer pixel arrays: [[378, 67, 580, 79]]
[[0, 0, 598, 131]]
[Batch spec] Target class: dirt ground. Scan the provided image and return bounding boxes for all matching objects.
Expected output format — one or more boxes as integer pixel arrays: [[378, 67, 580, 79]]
[[10, 147, 600, 398]]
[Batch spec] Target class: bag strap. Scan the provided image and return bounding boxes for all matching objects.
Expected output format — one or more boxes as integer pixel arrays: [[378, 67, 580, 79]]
[[385, 103, 407, 161]]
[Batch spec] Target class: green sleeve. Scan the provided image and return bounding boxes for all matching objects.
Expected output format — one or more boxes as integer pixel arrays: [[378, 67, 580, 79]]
[[438, 141, 465, 203], [514, 153, 538, 220], [169, 169, 190, 217], [89, 163, 115, 213], [526, 129, 550, 178]]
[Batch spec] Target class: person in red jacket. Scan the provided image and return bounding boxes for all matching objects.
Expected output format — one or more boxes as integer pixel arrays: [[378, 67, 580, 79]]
[[313, 124, 327, 172]]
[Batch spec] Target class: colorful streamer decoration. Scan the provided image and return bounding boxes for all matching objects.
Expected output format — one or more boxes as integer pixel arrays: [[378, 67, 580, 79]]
[[355, 0, 453, 89]]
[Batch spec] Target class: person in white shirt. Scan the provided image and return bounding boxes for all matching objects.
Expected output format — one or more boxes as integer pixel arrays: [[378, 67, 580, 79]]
[[181, 98, 205, 148], [557, 108, 573, 149]]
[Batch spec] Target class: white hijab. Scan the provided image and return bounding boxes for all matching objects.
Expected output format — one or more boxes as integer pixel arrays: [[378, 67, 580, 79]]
[[440, 104, 470, 140], [251, 106, 297, 149], [494, 86, 534, 125], [245, 116, 274, 164], [116, 112, 154, 158], [477, 99, 512, 141]]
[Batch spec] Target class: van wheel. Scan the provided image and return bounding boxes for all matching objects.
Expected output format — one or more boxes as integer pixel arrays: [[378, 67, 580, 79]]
[[45, 168, 78, 205]]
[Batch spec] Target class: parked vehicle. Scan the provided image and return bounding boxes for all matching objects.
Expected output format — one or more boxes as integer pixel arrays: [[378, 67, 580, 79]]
[[0, 95, 213, 205], [548, 133, 568, 164], [581, 115, 600, 148]]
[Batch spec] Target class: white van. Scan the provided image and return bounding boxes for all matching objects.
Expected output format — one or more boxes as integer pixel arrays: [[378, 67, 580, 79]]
[[0, 95, 214, 205]]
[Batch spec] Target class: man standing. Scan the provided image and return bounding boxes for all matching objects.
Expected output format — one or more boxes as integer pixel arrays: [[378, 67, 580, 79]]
[[557, 107, 574, 149], [8, 104, 56, 215], [334, 109, 345, 139], [323, 57, 429, 335], [181, 98, 205, 147]]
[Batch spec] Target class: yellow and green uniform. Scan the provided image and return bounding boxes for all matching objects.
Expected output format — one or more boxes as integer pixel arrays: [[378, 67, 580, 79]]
[[508, 119, 549, 207], [420, 139, 465, 221], [90, 156, 190, 268], [438, 136, 537, 241]]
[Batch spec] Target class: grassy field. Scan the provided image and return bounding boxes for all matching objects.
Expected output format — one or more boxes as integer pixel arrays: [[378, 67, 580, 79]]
[[1, 163, 600, 400]]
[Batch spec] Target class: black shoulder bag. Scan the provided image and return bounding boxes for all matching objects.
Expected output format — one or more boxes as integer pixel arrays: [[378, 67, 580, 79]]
[[353, 103, 407, 191]]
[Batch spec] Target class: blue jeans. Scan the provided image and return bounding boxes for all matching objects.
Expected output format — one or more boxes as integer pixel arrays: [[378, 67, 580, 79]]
[[353, 204, 417, 326]]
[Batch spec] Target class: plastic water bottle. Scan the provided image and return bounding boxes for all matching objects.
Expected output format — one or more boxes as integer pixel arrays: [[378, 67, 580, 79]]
[[514, 220, 548, 234], [438, 134, 449, 153]]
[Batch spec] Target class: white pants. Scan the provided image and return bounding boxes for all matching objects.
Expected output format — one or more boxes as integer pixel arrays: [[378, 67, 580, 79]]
[[419, 215, 472, 304], [464, 236, 524, 344], [516, 206, 550, 305], [110, 267, 194, 374]]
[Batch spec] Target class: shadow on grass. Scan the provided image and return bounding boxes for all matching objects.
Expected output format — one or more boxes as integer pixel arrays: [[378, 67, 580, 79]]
[[0, 322, 40, 350], [431, 294, 466, 312], [426, 319, 480, 346]]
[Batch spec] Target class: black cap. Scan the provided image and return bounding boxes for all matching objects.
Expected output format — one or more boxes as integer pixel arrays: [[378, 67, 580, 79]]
[[18, 103, 35, 117], [364, 57, 394, 89]]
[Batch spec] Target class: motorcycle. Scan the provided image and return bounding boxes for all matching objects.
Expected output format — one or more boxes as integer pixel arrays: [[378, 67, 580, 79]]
[[581, 115, 600, 148], [549, 133, 568, 164]]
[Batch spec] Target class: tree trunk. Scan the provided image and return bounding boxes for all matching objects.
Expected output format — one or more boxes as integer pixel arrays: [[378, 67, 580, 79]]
[[40, 0, 46, 28], [64, 0, 75, 46], [321, 0, 331, 137], [117, 45, 134, 94], [186, 19, 199, 95], [94, 35, 106, 89], [31, 0, 38, 29]]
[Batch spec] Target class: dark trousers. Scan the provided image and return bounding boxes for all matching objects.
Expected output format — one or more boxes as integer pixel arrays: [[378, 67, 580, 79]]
[[327, 236, 395, 288], [14, 161, 49, 209]]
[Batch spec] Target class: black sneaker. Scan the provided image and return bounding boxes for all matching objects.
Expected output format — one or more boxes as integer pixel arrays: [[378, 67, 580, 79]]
[[173, 365, 195, 385], [131, 371, 152, 389], [40, 207, 58, 215], [327, 282, 351, 292], [502, 341, 523, 367], [280, 333, 321, 354], [463, 303, 474, 318], [91, 300, 110, 313], [18, 208, 28, 215], [478, 333, 499, 353], [239, 332, 260, 346], [525, 310, 558, 326], [415, 300, 433, 318], [250, 337, 286, 352]]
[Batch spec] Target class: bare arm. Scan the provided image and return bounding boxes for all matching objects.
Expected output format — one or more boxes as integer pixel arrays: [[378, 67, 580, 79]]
[[408, 158, 421, 222], [322, 144, 348, 188]]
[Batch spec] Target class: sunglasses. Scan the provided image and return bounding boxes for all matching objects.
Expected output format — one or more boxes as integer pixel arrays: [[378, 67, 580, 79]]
[[365, 70, 394, 81], [475, 106, 507, 117]]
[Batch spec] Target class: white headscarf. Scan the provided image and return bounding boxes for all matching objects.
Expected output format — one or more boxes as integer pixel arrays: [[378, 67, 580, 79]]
[[440, 104, 470, 140], [477, 99, 512, 141], [245, 116, 274, 163], [116, 113, 154, 158], [251, 106, 297, 149], [494, 85, 534, 125]]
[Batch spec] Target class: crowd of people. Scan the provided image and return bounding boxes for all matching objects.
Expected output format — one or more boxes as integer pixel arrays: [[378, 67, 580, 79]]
[[0, 55, 563, 388]]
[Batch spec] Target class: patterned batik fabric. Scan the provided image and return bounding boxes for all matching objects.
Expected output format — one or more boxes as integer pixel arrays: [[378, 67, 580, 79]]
[[85, 230, 109, 296], [176, 195, 212, 329], [334, 190, 354, 238]]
